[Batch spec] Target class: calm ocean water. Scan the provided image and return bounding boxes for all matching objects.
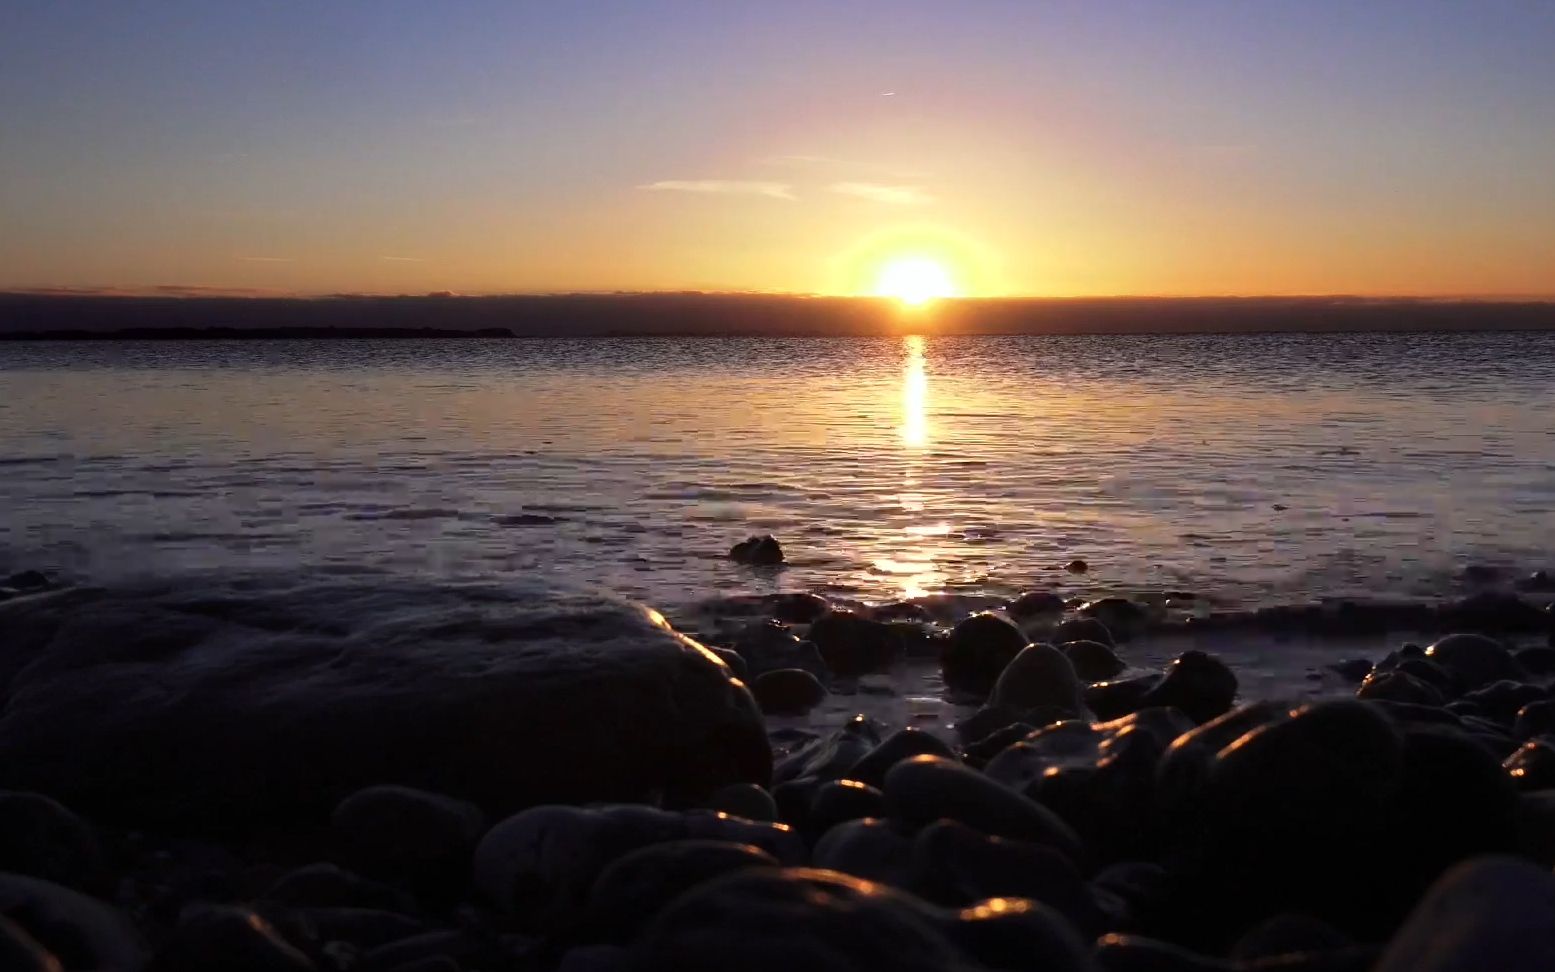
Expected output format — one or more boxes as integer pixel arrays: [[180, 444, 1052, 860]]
[[3, 332, 1554, 621]]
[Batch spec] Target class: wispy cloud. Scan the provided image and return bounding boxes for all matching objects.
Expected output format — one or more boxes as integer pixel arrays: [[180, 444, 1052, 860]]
[[237, 255, 296, 263], [830, 182, 934, 205], [640, 180, 795, 200], [763, 154, 928, 180], [380, 255, 427, 262]]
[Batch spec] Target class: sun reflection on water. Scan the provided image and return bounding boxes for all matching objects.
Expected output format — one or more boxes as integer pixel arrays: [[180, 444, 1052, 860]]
[[901, 334, 930, 449], [894, 334, 944, 599]]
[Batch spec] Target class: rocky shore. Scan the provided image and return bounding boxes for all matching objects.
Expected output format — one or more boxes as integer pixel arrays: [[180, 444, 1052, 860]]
[[0, 565, 1553, 970]]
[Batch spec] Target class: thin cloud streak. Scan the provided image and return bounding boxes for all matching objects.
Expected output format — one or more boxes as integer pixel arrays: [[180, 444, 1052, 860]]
[[640, 180, 795, 200], [829, 182, 934, 205]]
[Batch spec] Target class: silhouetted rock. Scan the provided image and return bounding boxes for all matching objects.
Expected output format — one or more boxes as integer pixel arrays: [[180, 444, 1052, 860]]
[[728, 535, 784, 565], [264, 862, 411, 912], [153, 905, 314, 972], [847, 728, 957, 788], [940, 612, 1027, 696], [0, 790, 101, 890], [909, 819, 1100, 931], [1374, 856, 1555, 972], [1078, 598, 1148, 639], [332, 785, 485, 898], [704, 783, 777, 822], [883, 755, 1084, 859], [809, 610, 903, 676], [1064, 559, 1089, 574], [1424, 633, 1524, 689], [1051, 617, 1115, 649], [0, 577, 769, 829], [0, 915, 58, 972], [1506, 740, 1555, 791], [1084, 674, 1161, 722], [811, 818, 915, 887], [1140, 651, 1237, 723], [751, 668, 827, 715], [1008, 590, 1066, 618], [1061, 640, 1126, 681], [773, 714, 882, 785], [990, 644, 1088, 718], [1357, 670, 1444, 707], [731, 619, 826, 679], [2, 571, 51, 592], [806, 780, 887, 840], [0, 874, 145, 971], [585, 839, 778, 943]]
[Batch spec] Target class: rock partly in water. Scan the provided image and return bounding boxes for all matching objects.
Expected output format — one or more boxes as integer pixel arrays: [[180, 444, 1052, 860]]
[[809, 610, 903, 677], [989, 645, 1088, 718], [1140, 651, 1237, 724], [0, 577, 770, 829], [751, 669, 827, 716], [940, 612, 1027, 698], [1051, 617, 1115, 650], [1060, 640, 1125, 682], [1077, 599, 1148, 640], [1007, 590, 1066, 619], [728, 535, 785, 566], [731, 619, 826, 679]]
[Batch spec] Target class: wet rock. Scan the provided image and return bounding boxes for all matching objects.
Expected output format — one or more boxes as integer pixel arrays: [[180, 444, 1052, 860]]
[[955, 705, 1026, 745], [1229, 913, 1351, 962], [1140, 651, 1236, 724], [773, 714, 882, 785], [1065, 559, 1089, 574], [333, 785, 485, 898], [941, 612, 1027, 697], [1424, 633, 1525, 689], [1374, 856, 1555, 972], [1008, 590, 1066, 619], [633, 867, 967, 972], [710, 647, 748, 680], [1051, 617, 1115, 649], [1438, 591, 1550, 634], [1154, 701, 1288, 824], [1084, 674, 1161, 722], [704, 783, 777, 822], [1078, 598, 1148, 639], [1461, 564, 1501, 583], [1357, 670, 1444, 707], [732, 619, 826, 679], [1515, 700, 1555, 741], [848, 729, 957, 788], [809, 610, 903, 677], [0, 579, 770, 828], [961, 722, 1037, 765], [293, 907, 424, 949], [943, 896, 1093, 972], [1395, 657, 1454, 691], [990, 644, 1088, 718], [729, 535, 784, 566], [1462, 680, 1545, 725], [3, 570, 51, 592], [0, 916, 58, 972], [154, 905, 314, 971], [586, 839, 778, 943], [265, 862, 411, 913], [909, 820, 1101, 932], [358, 931, 505, 972], [0, 790, 101, 891], [1506, 740, 1555, 791], [1515, 645, 1555, 675], [0, 874, 145, 971], [811, 818, 915, 887], [768, 592, 830, 623], [1093, 933, 1230, 971], [1089, 862, 1170, 934], [1515, 569, 1555, 592], [806, 780, 886, 838], [751, 669, 827, 715], [883, 755, 1084, 859], [1060, 640, 1125, 682]]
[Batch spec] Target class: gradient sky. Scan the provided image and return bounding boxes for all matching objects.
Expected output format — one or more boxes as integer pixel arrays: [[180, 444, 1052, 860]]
[[3, 1, 1553, 297]]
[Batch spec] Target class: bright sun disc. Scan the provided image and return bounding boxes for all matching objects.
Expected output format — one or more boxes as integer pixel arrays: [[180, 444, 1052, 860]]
[[875, 257, 957, 306]]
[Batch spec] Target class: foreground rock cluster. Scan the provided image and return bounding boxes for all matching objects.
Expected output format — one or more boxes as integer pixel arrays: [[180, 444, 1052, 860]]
[[0, 572, 1553, 969]]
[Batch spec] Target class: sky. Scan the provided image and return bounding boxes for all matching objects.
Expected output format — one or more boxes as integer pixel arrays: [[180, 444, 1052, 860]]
[[2, 1, 1553, 298]]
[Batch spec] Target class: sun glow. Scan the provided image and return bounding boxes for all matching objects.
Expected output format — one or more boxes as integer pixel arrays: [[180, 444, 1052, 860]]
[[875, 257, 958, 306]]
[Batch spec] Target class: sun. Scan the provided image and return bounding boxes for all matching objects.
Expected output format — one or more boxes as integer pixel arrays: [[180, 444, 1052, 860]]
[[874, 257, 958, 306]]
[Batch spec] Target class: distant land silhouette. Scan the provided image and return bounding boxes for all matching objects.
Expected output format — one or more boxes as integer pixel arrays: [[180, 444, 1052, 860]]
[[3, 292, 1555, 338]]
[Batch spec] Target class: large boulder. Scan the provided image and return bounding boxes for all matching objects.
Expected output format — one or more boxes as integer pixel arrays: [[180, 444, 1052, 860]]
[[0, 575, 770, 830]]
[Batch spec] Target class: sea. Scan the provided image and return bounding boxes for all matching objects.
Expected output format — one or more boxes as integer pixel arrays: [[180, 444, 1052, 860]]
[[3, 331, 1554, 645]]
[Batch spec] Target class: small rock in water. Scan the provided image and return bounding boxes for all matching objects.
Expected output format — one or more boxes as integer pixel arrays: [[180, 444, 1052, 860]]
[[1461, 564, 1501, 584], [729, 534, 785, 565], [1007, 590, 1066, 618], [1078, 598, 1148, 639], [732, 619, 826, 679], [768, 591, 829, 623], [1141, 650, 1237, 724], [1051, 616, 1115, 649], [1059, 639, 1125, 681], [1084, 674, 1161, 722], [940, 612, 1027, 697], [1327, 658, 1373, 682], [1357, 670, 1445, 707], [1064, 559, 1089, 574], [751, 668, 827, 716], [809, 610, 903, 676], [3, 570, 52, 592], [990, 644, 1088, 718]]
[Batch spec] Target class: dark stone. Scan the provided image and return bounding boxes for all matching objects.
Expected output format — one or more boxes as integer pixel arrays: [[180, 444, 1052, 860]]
[[333, 785, 485, 898], [990, 644, 1088, 718], [292, 907, 424, 949], [732, 619, 826, 679], [806, 780, 886, 838], [1516, 645, 1555, 675], [0, 579, 770, 829], [0, 790, 101, 890], [0, 916, 58, 972], [1154, 701, 1287, 827], [955, 705, 1025, 744], [710, 647, 748, 680], [1089, 862, 1170, 935], [943, 896, 1093, 972], [704, 783, 777, 822], [632, 868, 967, 972], [359, 931, 505, 972], [265, 862, 412, 912], [751, 669, 827, 716], [1008, 590, 1065, 619], [1438, 591, 1550, 633], [1461, 564, 1501, 583], [1060, 640, 1125, 681], [0, 874, 144, 972], [1085, 674, 1161, 722], [3, 571, 50, 592], [809, 610, 903, 677], [909, 819, 1101, 933], [153, 905, 313, 972], [1462, 680, 1546, 725], [1064, 559, 1089, 574], [1506, 740, 1555, 791], [1395, 657, 1454, 692], [962, 722, 1037, 765], [1425, 633, 1525, 689], [729, 535, 784, 566], [1357, 670, 1444, 707], [1373, 856, 1555, 972], [768, 592, 830, 623], [811, 818, 915, 887], [1516, 569, 1555, 592], [1093, 934, 1231, 972], [1230, 913, 1351, 962], [1051, 617, 1115, 649], [1078, 598, 1149, 639], [848, 729, 956, 788], [940, 612, 1027, 697], [586, 839, 779, 943], [883, 755, 1084, 859], [1327, 658, 1373, 682], [1515, 700, 1555, 741], [1140, 651, 1237, 724]]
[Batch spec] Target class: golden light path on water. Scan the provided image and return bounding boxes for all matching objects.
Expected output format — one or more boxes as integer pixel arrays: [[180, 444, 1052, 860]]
[[871, 333, 951, 599]]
